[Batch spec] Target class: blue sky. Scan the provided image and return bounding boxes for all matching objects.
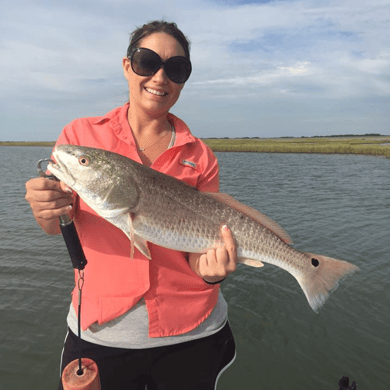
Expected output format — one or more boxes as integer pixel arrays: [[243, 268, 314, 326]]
[[1, 0, 389, 141]]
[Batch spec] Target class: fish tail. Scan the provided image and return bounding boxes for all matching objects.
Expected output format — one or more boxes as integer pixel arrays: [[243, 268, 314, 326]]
[[295, 253, 360, 313]]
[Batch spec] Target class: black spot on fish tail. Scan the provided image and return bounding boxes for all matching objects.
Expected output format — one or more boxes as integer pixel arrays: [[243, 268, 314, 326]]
[[311, 258, 320, 267]]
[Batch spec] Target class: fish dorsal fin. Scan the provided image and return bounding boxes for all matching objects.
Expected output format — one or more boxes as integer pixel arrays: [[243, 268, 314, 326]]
[[205, 192, 293, 245]]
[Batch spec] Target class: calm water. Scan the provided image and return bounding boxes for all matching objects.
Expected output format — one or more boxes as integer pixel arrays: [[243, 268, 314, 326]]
[[1, 146, 389, 389]]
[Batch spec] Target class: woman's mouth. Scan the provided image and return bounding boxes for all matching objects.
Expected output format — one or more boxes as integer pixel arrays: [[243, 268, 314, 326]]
[[145, 87, 168, 97]]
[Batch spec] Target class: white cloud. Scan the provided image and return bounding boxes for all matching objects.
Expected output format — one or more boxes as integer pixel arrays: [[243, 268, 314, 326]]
[[0, 0, 389, 140]]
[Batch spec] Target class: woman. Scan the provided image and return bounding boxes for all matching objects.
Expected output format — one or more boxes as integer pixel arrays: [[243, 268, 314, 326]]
[[26, 20, 237, 390]]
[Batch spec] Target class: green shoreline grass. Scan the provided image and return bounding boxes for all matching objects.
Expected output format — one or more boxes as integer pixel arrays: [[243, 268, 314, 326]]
[[1, 137, 390, 157], [202, 136, 390, 157], [0, 141, 55, 147]]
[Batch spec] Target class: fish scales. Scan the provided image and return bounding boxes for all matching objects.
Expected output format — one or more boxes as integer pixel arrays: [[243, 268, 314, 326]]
[[48, 145, 360, 313], [135, 171, 310, 275], [133, 167, 286, 262]]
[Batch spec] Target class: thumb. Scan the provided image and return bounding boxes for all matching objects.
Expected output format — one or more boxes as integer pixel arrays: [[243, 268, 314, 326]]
[[221, 225, 237, 255], [59, 181, 73, 193]]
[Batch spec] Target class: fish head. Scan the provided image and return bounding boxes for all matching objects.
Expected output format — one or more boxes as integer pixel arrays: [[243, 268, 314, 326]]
[[48, 145, 140, 214]]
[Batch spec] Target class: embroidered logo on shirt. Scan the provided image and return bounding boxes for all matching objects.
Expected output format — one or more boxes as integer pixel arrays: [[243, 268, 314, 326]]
[[181, 160, 197, 169]]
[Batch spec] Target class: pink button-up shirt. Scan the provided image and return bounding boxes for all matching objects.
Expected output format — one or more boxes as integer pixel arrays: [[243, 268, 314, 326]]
[[56, 104, 220, 337]]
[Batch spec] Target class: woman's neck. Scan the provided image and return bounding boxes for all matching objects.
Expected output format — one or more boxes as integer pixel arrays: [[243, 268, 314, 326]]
[[127, 104, 171, 137], [127, 104, 173, 167]]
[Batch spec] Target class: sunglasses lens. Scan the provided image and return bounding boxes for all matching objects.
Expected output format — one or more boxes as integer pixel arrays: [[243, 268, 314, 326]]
[[131, 48, 161, 76], [165, 57, 192, 84], [131, 48, 192, 84]]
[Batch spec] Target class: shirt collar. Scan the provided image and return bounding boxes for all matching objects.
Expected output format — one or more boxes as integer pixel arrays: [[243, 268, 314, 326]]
[[92, 103, 197, 148]]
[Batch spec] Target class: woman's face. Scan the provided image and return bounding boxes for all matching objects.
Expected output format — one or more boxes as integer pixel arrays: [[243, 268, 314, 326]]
[[123, 32, 186, 118]]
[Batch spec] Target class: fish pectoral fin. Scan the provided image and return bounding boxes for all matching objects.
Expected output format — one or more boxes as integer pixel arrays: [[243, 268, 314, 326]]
[[205, 192, 293, 245], [134, 236, 151, 260], [122, 213, 151, 260], [238, 258, 264, 268]]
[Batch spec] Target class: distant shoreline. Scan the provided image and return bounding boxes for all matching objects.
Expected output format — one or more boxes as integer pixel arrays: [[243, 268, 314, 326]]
[[202, 135, 390, 158], [1, 136, 390, 157], [0, 141, 55, 147]]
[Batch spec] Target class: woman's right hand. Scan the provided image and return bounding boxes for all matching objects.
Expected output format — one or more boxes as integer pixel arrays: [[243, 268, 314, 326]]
[[25, 178, 75, 235]]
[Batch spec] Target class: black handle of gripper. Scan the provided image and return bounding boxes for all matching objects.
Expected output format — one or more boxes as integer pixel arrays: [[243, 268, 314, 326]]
[[60, 222, 88, 270]]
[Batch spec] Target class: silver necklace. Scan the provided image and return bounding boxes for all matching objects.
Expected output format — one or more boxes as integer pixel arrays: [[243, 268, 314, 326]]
[[138, 124, 174, 152]]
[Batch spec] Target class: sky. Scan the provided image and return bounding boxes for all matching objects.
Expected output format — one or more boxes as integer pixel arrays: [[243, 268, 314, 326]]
[[1, 0, 389, 141]]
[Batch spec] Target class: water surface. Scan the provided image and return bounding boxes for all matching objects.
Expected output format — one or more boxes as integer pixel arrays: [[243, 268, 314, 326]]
[[0, 147, 389, 389]]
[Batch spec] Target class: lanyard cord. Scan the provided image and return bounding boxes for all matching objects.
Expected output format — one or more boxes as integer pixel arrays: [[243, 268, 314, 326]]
[[76, 269, 85, 375]]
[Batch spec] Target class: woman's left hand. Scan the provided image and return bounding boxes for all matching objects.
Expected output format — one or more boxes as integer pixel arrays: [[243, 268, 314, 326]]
[[189, 225, 238, 284]]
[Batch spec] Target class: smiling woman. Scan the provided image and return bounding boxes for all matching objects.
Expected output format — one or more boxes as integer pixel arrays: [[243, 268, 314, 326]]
[[25, 20, 237, 390], [122, 32, 187, 162]]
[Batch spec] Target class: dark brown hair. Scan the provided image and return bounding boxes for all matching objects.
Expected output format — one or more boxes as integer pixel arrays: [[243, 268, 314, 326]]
[[127, 20, 191, 60]]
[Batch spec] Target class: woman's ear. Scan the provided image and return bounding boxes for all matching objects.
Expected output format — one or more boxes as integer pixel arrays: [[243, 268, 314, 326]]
[[122, 57, 131, 81]]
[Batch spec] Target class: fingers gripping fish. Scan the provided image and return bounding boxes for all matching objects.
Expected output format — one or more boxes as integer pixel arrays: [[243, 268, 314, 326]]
[[48, 145, 359, 313]]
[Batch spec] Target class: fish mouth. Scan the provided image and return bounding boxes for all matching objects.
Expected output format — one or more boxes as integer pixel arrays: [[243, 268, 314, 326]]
[[48, 149, 76, 187]]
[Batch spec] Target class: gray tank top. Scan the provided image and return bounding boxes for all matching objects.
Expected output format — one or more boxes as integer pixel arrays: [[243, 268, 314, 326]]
[[67, 291, 228, 349]]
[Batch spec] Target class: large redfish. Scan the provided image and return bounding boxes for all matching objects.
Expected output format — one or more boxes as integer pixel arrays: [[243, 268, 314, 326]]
[[48, 145, 359, 313]]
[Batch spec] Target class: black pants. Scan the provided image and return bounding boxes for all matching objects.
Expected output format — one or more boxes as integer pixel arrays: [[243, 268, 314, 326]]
[[58, 322, 236, 390]]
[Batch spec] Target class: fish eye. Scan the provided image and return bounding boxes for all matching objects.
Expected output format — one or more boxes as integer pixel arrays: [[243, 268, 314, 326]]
[[78, 156, 90, 166]]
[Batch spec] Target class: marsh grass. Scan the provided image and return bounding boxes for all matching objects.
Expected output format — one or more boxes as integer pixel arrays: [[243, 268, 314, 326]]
[[1, 138, 389, 157], [202, 137, 390, 157], [0, 141, 55, 147]]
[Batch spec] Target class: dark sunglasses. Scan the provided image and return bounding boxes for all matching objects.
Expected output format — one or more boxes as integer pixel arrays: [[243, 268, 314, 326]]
[[129, 47, 192, 84]]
